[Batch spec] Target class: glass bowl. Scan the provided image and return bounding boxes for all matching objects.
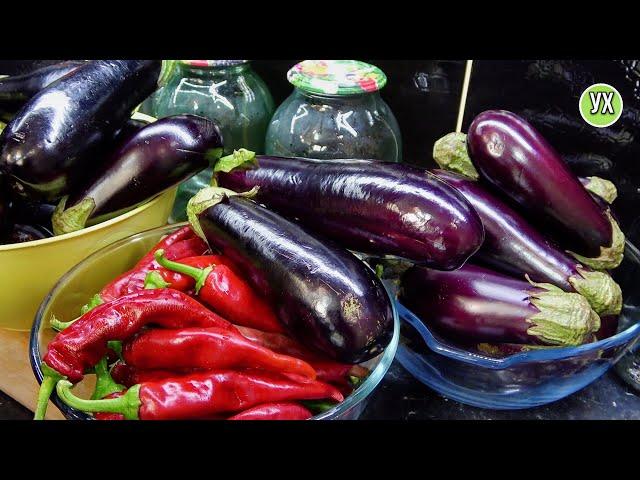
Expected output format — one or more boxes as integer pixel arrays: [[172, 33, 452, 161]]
[[395, 241, 640, 410], [29, 223, 399, 420]]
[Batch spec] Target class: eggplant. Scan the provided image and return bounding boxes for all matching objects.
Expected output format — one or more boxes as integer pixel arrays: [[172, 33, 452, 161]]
[[0, 60, 161, 201], [0, 61, 85, 122], [432, 169, 622, 316], [399, 264, 600, 347], [434, 132, 618, 205], [0, 174, 9, 235], [1, 223, 51, 244], [52, 115, 223, 235], [466, 110, 624, 270], [213, 150, 484, 270], [187, 187, 394, 363]]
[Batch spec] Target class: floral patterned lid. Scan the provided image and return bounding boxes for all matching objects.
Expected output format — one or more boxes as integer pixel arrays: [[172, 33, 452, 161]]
[[180, 60, 248, 67], [287, 60, 387, 95]]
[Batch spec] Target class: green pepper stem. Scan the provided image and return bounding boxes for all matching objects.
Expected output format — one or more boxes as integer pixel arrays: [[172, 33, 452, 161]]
[[91, 357, 125, 400], [50, 315, 77, 332], [144, 270, 171, 290], [33, 364, 64, 420], [301, 400, 338, 413], [154, 249, 213, 295], [56, 381, 141, 420]]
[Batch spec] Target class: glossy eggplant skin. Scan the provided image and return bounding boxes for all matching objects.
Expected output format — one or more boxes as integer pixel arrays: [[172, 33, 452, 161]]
[[467, 110, 612, 257], [0, 61, 85, 121], [400, 264, 541, 344], [432, 170, 580, 291], [216, 155, 484, 270], [1, 223, 51, 244], [0, 174, 9, 235], [195, 195, 394, 363], [55, 115, 223, 233], [0, 60, 161, 201], [8, 198, 56, 232]]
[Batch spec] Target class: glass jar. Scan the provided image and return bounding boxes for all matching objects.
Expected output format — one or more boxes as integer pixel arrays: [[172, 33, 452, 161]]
[[153, 60, 274, 221], [265, 60, 402, 162]]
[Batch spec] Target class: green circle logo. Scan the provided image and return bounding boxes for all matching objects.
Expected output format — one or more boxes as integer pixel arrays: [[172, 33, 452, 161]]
[[579, 83, 623, 128]]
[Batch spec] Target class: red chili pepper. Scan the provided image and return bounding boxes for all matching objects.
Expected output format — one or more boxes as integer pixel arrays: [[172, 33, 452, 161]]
[[143, 255, 227, 292], [110, 362, 185, 388], [229, 403, 313, 420], [56, 370, 344, 420], [122, 327, 317, 380], [154, 249, 285, 334], [89, 228, 207, 309], [34, 289, 234, 420], [236, 326, 370, 385]]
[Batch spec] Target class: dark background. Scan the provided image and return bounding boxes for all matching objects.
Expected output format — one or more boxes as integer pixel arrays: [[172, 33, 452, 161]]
[[1, 60, 637, 243]]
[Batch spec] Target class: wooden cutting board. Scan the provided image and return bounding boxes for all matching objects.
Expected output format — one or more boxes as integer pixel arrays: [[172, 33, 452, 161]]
[[0, 329, 64, 420]]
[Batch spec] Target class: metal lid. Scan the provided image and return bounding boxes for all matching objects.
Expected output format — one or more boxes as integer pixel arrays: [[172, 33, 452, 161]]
[[287, 60, 387, 95], [180, 60, 248, 67]]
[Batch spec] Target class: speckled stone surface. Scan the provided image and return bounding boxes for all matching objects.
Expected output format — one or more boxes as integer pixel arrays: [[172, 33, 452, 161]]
[[2, 361, 638, 420]]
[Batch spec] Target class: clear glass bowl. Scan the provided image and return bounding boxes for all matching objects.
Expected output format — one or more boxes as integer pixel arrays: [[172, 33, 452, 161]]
[[395, 241, 640, 410], [29, 223, 399, 420]]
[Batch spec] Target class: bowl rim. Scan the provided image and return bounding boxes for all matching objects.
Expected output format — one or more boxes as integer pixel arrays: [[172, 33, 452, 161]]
[[396, 240, 640, 370], [0, 191, 171, 252], [29, 222, 400, 420]]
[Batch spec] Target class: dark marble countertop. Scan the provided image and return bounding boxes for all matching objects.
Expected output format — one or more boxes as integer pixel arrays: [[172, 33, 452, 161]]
[[3, 360, 639, 420]]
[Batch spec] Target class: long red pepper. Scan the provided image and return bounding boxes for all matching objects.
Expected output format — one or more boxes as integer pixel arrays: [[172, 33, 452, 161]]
[[122, 327, 316, 380], [34, 289, 234, 420], [98, 226, 200, 303], [229, 403, 312, 420], [110, 362, 187, 388], [154, 249, 286, 333], [142, 255, 228, 292], [236, 326, 370, 385], [56, 370, 344, 420]]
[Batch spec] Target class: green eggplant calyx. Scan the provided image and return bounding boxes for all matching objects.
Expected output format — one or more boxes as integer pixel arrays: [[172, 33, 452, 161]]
[[214, 148, 258, 174], [91, 357, 125, 400], [143, 270, 171, 290], [569, 211, 625, 271], [34, 364, 65, 420], [584, 176, 618, 204], [526, 281, 600, 347], [154, 249, 213, 295], [432, 132, 479, 180], [187, 185, 259, 241], [56, 380, 141, 420], [569, 266, 622, 316], [52, 196, 96, 236]]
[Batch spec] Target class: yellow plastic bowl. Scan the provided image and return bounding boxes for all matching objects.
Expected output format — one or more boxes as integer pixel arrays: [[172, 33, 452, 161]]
[[0, 189, 176, 331]]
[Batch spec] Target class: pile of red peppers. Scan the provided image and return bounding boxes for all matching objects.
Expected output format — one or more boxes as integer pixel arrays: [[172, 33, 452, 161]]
[[35, 226, 369, 421]]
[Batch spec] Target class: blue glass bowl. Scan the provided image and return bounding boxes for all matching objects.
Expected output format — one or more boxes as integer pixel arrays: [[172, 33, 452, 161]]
[[29, 223, 399, 420], [395, 241, 640, 410]]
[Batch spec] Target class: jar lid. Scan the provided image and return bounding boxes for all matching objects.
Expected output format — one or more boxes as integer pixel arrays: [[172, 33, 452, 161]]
[[287, 60, 387, 95], [180, 60, 248, 67]]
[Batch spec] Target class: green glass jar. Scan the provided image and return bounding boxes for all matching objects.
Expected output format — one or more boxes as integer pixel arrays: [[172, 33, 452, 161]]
[[153, 60, 274, 221], [265, 60, 402, 162]]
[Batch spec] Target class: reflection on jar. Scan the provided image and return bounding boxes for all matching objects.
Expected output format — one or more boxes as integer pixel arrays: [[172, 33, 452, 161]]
[[266, 89, 402, 162]]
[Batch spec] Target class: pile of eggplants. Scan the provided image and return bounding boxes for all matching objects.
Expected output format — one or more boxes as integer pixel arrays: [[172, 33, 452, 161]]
[[414, 108, 628, 354], [0, 60, 224, 245]]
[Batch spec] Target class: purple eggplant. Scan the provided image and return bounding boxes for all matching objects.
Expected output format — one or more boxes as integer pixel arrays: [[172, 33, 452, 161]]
[[0, 61, 85, 122], [399, 264, 600, 347], [0, 174, 9, 235], [1, 223, 52, 245], [213, 150, 484, 270], [432, 169, 622, 316], [466, 110, 624, 270], [187, 187, 394, 363], [434, 132, 618, 205], [52, 115, 223, 235], [0, 60, 161, 201]]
